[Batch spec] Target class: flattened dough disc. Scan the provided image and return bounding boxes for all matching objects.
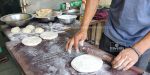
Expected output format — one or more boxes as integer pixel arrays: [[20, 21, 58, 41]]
[[71, 54, 103, 73], [40, 32, 58, 40], [22, 36, 42, 46]]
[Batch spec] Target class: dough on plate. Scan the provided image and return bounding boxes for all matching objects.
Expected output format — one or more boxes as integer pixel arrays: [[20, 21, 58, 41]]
[[11, 27, 20, 34], [35, 27, 44, 33], [71, 54, 103, 73], [40, 31, 58, 40], [26, 25, 35, 30], [22, 28, 32, 33], [22, 36, 42, 46], [36, 8, 52, 18]]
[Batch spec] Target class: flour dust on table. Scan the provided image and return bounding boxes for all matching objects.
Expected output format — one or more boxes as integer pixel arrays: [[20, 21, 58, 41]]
[[26, 41, 111, 75], [7, 21, 75, 41]]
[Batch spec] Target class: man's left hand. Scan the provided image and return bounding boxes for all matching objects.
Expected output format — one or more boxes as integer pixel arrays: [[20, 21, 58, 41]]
[[112, 48, 139, 71]]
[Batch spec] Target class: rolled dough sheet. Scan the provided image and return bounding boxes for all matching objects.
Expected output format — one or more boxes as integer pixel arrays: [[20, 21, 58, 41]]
[[22, 36, 42, 46], [40, 31, 58, 40], [71, 54, 103, 73]]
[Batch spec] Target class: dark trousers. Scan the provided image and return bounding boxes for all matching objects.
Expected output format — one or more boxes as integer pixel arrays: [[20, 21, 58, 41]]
[[99, 33, 150, 71]]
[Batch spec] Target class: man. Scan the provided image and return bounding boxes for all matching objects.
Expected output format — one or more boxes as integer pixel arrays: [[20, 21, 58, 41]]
[[66, 0, 150, 71]]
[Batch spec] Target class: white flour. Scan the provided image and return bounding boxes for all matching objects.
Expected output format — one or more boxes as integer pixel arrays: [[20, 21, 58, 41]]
[[8, 21, 112, 75]]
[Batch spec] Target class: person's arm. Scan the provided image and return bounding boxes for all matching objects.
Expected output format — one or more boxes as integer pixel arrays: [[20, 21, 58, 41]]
[[112, 32, 150, 71], [66, 0, 100, 52], [80, 0, 100, 32], [133, 32, 150, 54]]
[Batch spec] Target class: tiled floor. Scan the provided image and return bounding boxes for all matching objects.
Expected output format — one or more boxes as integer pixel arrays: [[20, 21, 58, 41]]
[[0, 31, 21, 75], [0, 54, 22, 75]]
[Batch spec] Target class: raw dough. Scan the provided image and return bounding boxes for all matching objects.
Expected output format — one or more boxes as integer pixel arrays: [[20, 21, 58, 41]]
[[22, 36, 42, 46], [71, 54, 103, 73], [22, 28, 32, 33], [26, 25, 35, 30], [40, 32, 58, 40], [36, 8, 52, 18], [35, 27, 44, 33], [11, 27, 20, 34]]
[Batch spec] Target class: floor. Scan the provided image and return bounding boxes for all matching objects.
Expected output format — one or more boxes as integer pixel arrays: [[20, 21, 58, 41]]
[[0, 53, 22, 75], [0, 31, 22, 75]]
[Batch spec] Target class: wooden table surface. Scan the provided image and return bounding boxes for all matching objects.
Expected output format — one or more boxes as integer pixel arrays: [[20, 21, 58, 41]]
[[2, 20, 144, 75]]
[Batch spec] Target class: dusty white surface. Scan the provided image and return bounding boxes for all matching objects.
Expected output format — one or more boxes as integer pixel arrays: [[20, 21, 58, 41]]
[[22, 36, 42, 46], [71, 54, 103, 73], [40, 32, 58, 40]]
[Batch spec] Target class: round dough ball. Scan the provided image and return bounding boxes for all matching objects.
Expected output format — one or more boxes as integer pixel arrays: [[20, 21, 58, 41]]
[[71, 54, 103, 73], [26, 25, 35, 30], [11, 27, 20, 34], [40, 32, 58, 40], [22, 28, 32, 33], [35, 27, 44, 33], [22, 36, 42, 46]]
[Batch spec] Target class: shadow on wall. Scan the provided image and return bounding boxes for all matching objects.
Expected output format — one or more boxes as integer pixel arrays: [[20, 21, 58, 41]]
[[0, 0, 21, 17]]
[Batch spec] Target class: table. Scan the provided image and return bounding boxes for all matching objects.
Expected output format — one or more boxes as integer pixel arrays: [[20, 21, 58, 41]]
[[2, 21, 144, 75]]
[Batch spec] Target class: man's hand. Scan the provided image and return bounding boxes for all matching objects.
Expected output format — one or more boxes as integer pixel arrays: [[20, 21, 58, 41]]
[[66, 30, 87, 53], [112, 48, 139, 71], [65, 0, 99, 53]]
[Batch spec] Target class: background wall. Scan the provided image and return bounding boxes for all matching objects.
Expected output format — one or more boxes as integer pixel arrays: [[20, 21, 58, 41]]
[[0, 0, 21, 17], [0, 0, 112, 15], [0, 0, 76, 15], [22, 0, 112, 13], [23, 0, 76, 13]]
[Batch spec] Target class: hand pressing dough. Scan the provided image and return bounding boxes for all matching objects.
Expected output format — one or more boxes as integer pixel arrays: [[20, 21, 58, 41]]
[[79, 40, 84, 46], [26, 25, 35, 30], [22, 28, 32, 33], [11, 27, 20, 34], [40, 32, 58, 40], [22, 36, 42, 46], [35, 27, 44, 33], [71, 54, 103, 73]]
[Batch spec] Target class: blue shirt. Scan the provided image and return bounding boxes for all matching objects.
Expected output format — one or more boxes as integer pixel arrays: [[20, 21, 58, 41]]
[[104, 0, 150, 47]]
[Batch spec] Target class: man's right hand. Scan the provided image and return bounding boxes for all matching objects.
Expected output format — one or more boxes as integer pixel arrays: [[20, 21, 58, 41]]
[[66, 30, 87, 53], [65, 0, 99, 53]]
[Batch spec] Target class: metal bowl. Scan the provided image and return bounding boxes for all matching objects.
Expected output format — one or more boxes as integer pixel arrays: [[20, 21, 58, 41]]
[[34, 16, 56, 23], [63, 9, 80, 15], [0, 13, 33, 27], [57, 15, 77, 25], [34, 11, 57, 23]]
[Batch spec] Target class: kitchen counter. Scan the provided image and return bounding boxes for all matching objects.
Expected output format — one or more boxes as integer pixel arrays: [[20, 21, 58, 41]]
[[2, 20, 144, 75]]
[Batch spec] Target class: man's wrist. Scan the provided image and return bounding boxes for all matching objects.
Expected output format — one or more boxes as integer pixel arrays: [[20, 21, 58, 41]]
[[133, 44, 149, 55], [132, 32, 150, 55], [80, 26, 88, 33], [130, 47, 142, 57]]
